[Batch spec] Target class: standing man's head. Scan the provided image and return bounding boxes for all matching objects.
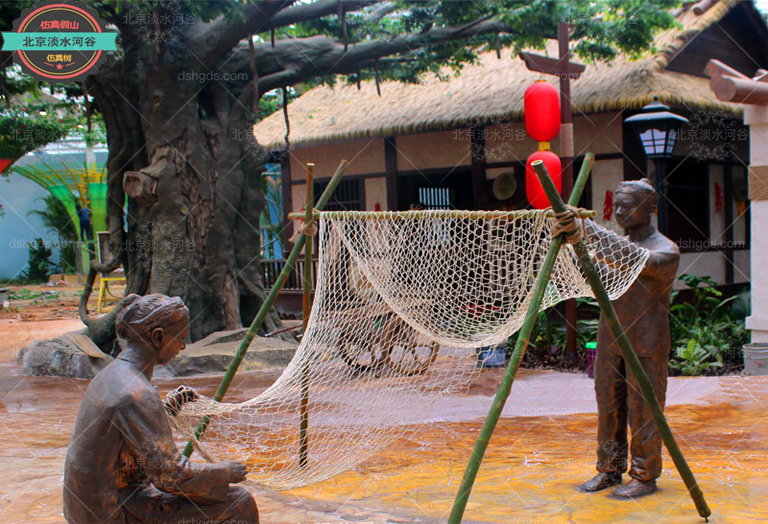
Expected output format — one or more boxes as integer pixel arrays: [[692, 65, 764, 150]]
[[116, 294, 190, 364], [614, 178, 658, 230]]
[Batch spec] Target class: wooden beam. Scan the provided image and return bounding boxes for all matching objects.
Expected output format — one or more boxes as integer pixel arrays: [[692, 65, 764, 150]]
[[384, 136, 398, 211], [471, 126, 488, 210], [704, 59, 749, 80], [713, 75, 768, 105], [518, 51, 585, 78], [281, 156, 294, 245], [693, 0, 719, 16], [723, 160, 735, 284]]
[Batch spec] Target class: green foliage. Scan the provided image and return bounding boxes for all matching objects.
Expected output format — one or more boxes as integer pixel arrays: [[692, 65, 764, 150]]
[[281, 0, 681, 87], [668, 274, 749, 376], [0, 107, 76, 161], [22, 238, 55, 282], [28, 194, 78, 274], [255, 89, 296, 124], [507, 297, 600, 358], [8, 287, 42, 300], [0, 1, 33, 32]]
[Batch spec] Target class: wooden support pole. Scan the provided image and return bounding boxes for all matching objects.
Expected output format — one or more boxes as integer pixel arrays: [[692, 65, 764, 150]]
[[299, 163, 314, 468], [447, 154, 595, 524], [532, 160, 712, 521], [288, 209, 596, 221], [182, 160, 349, 458]]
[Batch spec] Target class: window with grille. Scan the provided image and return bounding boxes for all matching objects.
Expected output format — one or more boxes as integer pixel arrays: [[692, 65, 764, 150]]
[[418, 186, 453, 209]]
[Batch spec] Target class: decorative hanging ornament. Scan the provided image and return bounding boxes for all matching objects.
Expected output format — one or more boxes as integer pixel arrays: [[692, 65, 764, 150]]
[[603, 189, 614, 221], [526, 150, 562, 209], [524, 80, 561, 143], [714, 182, 723, 214]]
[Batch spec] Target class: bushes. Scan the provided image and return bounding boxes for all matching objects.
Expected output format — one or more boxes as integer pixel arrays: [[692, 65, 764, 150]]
[[668, 274, 749, 376], [22, 238, 55, 283], [509, 297, 600, 370], [511, 273, 749, 376]]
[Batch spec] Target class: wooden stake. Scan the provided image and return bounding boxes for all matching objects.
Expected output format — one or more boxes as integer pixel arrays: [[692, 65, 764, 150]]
[[299, 163, 314, 468]]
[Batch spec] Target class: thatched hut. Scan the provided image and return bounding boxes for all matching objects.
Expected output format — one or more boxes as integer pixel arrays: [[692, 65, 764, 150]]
[[255, 0, 768, 288]]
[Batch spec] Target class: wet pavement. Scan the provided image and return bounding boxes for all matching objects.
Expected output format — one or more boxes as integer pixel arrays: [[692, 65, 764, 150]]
[[1, 319, 767, 523]]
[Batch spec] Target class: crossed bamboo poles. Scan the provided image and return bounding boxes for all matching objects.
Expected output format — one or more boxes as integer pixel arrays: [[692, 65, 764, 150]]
[[181, 155, 711, 522]]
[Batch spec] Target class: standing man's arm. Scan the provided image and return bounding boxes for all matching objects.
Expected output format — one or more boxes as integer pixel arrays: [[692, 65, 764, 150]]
[[641, 247, 679, 283]]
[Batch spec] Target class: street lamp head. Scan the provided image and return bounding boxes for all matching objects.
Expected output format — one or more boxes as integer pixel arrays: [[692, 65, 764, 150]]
[[625, 97, 689, 159]]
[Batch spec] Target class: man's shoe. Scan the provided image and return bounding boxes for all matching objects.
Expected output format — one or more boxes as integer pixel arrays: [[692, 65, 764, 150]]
[[612, 478, 657, 499], [578, 472, 622, 492]]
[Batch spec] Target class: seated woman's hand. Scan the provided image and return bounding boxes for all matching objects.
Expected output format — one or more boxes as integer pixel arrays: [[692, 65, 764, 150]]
[[221, 460, 248, 483], [163, 385, 199, 416]]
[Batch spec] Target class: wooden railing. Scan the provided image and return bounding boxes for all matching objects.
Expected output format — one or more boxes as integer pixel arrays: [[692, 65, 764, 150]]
[[260, 258, 317, 291]]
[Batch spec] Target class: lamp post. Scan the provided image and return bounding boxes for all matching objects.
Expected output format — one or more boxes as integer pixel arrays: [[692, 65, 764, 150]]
[[624, 97, 688, 233]]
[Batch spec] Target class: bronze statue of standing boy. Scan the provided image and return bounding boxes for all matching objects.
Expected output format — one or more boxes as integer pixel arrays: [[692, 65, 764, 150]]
[[64, 293, 258, 523], [580, 178, 680, 499]]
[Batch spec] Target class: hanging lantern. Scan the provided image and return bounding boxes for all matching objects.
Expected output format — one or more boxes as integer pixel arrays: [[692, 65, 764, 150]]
[[524, 80, 561, 143], [0, 159, 12, 174], [526, 150, 562, 209]]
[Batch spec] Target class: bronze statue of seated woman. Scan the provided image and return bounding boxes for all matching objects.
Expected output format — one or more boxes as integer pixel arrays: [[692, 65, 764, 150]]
[[63, 293, 258, 524]]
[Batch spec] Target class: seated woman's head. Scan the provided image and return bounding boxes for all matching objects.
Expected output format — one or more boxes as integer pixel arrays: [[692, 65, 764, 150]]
[[116, 294, 190, 363]]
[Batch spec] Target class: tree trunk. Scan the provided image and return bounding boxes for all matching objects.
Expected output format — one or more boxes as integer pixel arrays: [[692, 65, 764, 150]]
[[81, 48, 281, 346]]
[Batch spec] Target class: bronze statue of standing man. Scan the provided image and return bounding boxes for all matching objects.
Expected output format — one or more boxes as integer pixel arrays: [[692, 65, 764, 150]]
[[580, 178, 680, 498], [64, 293, 259, 523]]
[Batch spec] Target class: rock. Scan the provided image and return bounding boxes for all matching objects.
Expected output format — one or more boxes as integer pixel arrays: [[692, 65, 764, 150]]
[[18, 330, 113, 379], [155, 332, 299, 378]]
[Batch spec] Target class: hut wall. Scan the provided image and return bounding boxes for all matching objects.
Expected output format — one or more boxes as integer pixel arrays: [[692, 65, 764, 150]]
[[365, 177, 387, 210], [484, 112, 624, 164], [395, 130, 472, 170], [288, 138, 385, 180], [591, 158, 624, 227]]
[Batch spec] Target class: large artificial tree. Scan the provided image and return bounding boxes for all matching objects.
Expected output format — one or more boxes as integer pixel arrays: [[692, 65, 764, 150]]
[[4, 0, 679, 348]]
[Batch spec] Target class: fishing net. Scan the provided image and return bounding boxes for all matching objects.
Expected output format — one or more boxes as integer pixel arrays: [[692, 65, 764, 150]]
[[171, 209, 650, 490]]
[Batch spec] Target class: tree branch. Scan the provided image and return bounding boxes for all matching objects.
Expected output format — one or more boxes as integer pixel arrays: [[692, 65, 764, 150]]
[[221, 17, 515, 93], [194, 0, 384, 69]]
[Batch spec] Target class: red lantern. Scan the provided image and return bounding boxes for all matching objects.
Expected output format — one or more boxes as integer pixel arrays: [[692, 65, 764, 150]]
[[526, 150, 562, 209], [0, 159, 11, 174], [524, 80, 561, 143]]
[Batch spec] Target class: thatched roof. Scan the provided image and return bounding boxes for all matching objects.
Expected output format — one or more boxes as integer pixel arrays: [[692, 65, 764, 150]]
[[255, 0, 749, 150]]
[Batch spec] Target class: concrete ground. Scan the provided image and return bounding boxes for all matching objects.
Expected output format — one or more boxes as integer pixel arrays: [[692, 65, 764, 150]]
[[1, 318, 766, 523]]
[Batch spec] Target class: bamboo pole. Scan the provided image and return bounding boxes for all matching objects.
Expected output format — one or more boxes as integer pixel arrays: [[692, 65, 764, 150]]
[[531, 159, 711, 520], [299, 163, 314, 468], [182, 159, 349, 458], [447, 153, 596, 524], [288, 209, 596, 221]]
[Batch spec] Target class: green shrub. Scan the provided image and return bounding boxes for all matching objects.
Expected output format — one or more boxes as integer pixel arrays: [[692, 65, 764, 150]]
[[668, 274, 749, 376], [22, 238, 54, 282]]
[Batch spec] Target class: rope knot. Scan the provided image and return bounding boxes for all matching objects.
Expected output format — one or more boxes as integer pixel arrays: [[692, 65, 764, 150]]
[[550, 206, 585, 244], [299, 220, 317, 237], [290, 219, 317, 243]]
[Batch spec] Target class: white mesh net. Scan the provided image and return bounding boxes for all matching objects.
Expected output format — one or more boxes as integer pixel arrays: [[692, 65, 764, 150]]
[[172, 209, 650, 490]]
